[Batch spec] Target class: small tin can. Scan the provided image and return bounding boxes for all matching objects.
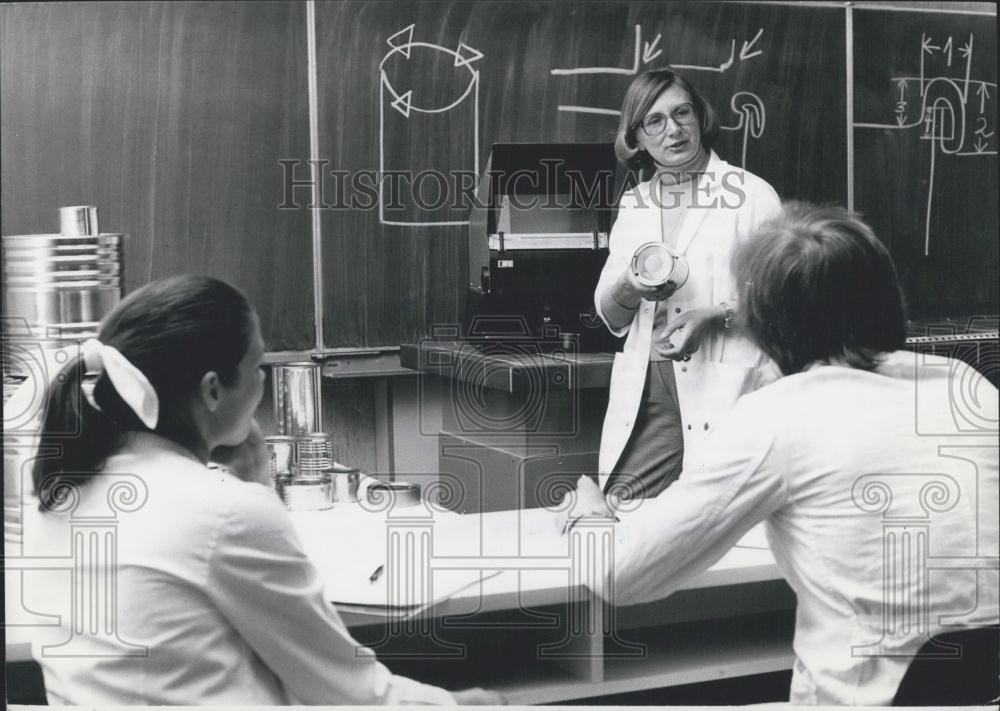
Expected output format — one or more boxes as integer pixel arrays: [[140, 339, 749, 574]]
[[280, 473, 333, 511], [272, 362, 322, 436], [331, 467, 360, 503], [631, 241, 689, 289], [265, 435, 298, 476], [366, 481, 422, 507], [296, 432, 332, 474]]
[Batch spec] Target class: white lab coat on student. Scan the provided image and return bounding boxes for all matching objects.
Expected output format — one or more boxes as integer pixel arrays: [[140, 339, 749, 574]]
[[599, 352, 1000, 704], [594, 151, 781, 487], [18, 433, 455, 706]]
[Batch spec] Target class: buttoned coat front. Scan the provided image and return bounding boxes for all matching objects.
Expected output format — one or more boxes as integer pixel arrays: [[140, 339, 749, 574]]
[[594, 152, 781, 488]]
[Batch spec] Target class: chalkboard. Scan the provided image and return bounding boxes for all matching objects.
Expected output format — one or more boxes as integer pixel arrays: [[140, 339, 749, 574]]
[[2, 2, 994, 353], [314, 0, 848, 348], [853, 8, 998, 323], [0, 1, 315, 350]]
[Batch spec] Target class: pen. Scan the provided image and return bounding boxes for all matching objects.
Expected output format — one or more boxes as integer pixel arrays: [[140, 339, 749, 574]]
[[368, 564, 384, 585], [561, 514, 620, 536], [561, 514, 583, 537]]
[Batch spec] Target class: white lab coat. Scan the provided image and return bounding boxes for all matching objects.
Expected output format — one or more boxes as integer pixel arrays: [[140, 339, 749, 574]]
[[594, 152, 781, 487], [601, 352, 1000, 704], [17, 432, 455, 706]]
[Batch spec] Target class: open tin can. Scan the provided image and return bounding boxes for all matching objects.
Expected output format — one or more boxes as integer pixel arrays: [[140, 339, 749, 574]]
[[280, 472, 333, 511], [630, 241, 689, 289]]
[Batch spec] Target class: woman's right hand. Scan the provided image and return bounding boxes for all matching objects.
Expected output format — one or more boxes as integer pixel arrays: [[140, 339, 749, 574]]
[[210, 419, 270, 486], [615, 266, 678, 303], [452, 687, 508, 705]]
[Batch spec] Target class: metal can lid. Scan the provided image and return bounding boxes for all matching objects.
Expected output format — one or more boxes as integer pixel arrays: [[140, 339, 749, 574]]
[[330, 464, 361, 474], [285, 473, 331, 485], [368, 481, 420, 493]]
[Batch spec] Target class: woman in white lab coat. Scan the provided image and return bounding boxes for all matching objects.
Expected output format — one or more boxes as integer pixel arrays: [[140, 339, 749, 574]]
[[25, 275, 499, 706], [595, 68, 781, 498]]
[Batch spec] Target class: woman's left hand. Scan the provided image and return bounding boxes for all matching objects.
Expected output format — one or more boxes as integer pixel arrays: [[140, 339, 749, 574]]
[[211, 420, 270, 486], [657, 306, 725, 361]]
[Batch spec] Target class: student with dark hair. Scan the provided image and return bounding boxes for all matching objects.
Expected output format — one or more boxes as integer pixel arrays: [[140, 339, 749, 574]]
[[595, 68, 781, 500], [572, 204, 999, 704], [23, 275, 501, 706]]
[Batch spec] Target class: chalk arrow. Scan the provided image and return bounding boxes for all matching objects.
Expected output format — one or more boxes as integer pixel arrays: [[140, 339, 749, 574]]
[[959, 36, 973, 58], [896, 114, 907, 127], [643, 33, 663, 64], [387, 25, 415, 58], [454, 41, 483, 67], [975, 138, 988, 152], [977, 82, 990, 113], [390, 89, 413, 117], [921, 34, 939, 54], [897, 79, 907, 101], [718, 40, 736, 72], [739, 28, 763, 61]]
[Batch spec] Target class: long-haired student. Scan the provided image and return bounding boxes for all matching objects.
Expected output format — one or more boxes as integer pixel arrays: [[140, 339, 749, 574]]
[[24, 275, 501, 705]]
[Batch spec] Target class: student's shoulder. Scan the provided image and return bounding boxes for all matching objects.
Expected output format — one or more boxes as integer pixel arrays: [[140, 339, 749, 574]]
[[215, 476, 293, 537]]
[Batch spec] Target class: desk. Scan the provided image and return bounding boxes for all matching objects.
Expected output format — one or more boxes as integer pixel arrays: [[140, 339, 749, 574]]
[[4, 503, 795, 704], [289, 504, 796, 704]]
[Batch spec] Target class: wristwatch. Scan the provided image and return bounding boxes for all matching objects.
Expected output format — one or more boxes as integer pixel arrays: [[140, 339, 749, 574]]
[[719, 301, 736, 330]]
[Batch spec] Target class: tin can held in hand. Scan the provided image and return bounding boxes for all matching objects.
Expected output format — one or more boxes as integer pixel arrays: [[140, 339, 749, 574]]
[[631, 241, 689, 289]]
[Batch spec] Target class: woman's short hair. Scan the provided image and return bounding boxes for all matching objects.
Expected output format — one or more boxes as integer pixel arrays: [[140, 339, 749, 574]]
[[733, 202, 907, 375], [614, 68, 719, 172]]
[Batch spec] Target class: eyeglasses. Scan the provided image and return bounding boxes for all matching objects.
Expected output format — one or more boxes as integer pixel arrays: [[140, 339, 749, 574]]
[[639, 103, 698, 136]]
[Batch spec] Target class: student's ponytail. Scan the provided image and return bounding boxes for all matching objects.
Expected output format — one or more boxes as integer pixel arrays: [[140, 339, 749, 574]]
[[31, 275, 256, 512], [33, 356, 126, 510]]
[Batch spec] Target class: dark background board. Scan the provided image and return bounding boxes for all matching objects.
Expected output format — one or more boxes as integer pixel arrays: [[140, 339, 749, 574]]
[[0, 1, 315, 350], [853, 9, 998, 323], [314, 0, 847, 349], [2, 2, 995, 352]]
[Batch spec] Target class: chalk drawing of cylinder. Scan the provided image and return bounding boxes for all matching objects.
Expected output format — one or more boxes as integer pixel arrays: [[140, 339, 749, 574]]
[[379, 25, 483, 227]]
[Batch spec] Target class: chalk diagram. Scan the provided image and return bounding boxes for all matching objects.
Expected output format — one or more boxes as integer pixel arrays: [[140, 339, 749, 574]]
[[854, 32, 997, 255], [379, 25, 484, 227], [549, 24, 767, 168]]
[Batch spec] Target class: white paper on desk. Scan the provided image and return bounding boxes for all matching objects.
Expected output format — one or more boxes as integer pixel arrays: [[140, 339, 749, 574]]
[[325, 560, 497, 609], [293, 510, 499, 610], [734, 521, 769, 550]]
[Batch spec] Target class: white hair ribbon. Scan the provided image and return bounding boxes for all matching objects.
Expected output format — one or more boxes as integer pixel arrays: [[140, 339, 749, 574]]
[[81, 339, 160, 430]]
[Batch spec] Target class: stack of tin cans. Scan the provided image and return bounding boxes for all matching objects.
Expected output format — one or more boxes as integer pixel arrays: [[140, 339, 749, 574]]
[[264, 361, 361, 510], [264, 430, 360, 510]]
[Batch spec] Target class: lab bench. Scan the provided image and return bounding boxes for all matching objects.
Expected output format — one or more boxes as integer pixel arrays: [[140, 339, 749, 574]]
[[290, 503, 795, 705]]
